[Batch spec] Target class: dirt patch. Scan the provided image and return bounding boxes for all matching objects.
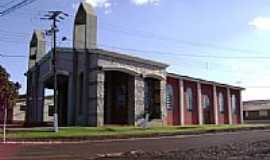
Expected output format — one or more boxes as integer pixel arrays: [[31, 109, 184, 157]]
[[95, 140, 270, 160]]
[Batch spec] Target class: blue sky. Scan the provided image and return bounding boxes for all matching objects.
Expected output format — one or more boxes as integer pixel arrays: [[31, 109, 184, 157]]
[[1, 0, 270, 100]]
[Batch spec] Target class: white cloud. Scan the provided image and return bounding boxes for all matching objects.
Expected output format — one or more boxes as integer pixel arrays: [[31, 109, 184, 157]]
[[249, 16, 270, 31], [131, 0, 160, 6], [82, 0, 159, 14], [84, 0, 112, 14], [85, 0, 110, 8]]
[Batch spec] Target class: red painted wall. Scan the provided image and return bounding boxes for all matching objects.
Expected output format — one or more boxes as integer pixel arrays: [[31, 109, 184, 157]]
[[166, 77, 180, 125], [184, 80, 198, 125], [216, 87, 229, 124], [166, 75, 242, 126]]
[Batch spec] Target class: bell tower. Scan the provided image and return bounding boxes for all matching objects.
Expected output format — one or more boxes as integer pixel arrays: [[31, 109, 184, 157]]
[[28, 31, 46, 69], [73, 2, 97, 49]]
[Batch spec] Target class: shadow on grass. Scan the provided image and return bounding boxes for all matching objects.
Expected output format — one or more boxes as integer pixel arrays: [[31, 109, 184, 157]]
[[176, 126, 200, 130], [7, 130, 54, 133]]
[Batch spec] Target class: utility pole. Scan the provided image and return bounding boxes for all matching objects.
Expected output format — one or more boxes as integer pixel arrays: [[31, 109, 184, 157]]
[[3, 104, 7, 144], [41, 11, 68, 132]]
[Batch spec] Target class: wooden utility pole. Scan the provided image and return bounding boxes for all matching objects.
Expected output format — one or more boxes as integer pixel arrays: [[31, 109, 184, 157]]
[[41, 11, 68, 132]]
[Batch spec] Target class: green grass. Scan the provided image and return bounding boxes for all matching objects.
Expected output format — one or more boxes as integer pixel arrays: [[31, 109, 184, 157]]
[[0, 124, 267, 140]]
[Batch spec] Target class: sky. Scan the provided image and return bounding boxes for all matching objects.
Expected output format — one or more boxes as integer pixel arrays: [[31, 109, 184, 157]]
[[1, 0, 270, 101]]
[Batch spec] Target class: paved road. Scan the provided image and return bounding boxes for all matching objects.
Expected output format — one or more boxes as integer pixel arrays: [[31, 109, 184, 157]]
[[0, 130, 270, 160]]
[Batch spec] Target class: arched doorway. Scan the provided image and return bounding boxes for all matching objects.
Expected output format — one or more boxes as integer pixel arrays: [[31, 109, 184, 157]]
[[104, 71, 135, 125]]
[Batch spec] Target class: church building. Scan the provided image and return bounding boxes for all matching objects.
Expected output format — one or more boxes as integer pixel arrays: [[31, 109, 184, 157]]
[[25, 2, 244, 127]]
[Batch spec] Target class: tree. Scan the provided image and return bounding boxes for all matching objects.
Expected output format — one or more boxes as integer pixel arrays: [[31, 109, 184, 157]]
[[0, 65, 20, 110]]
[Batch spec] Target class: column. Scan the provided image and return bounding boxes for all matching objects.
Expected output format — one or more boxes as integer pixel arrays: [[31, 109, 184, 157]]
[[160, 79, 167, 126], [134, 75, 145, 126], [67, 75, 74, 125], [127, 76, 135, 125], [26, 75, 33, 124], [239, 90, 244, 124], [179, 79, 185, 126], [227, 88, 233, 125], [213, 85, 218, 125], [36, 82, 44, 123], [197, 82, 203, 125], [96, 71, 105, 126]]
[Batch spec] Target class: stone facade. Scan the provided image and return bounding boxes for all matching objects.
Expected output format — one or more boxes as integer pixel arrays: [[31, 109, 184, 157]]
[[26, 47, 168, 126]]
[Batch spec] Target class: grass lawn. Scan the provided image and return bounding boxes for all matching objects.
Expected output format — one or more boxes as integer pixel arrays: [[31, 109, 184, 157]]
[[0, 124, 267, 140]]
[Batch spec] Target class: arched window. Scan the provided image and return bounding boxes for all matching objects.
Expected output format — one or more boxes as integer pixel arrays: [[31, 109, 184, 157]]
[[166, 84, 174, 110], [218, 92, 224, 113], [202, 95, 210, 110], [186, 88, 193, 111], [232, 94, 237, 114]]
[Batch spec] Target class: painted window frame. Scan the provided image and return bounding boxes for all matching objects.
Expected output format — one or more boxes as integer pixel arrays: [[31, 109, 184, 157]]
[[218, 92, 225, 113], [231, 94, 237, 114], [202, 94, 210, 110], [166, 84, 174, 110], [186, 88, 193, 112]]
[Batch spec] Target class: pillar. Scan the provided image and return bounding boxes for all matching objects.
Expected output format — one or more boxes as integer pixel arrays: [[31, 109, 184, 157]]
[[26, 74, 34, 124], [197, 82, 203, 125], [134, 75, 145, 125], [96, 71, 104, 126], [36, 82, 44, 123], [67, 75, 75, 125], [88, 70, 104, 126], [179, 79, 185, 126], [239, 90, 244, 124], [160, 79, 167, 126], [213, 85, 218, 125], [227, 88, 233, 125], [127, 76, 135, 125]]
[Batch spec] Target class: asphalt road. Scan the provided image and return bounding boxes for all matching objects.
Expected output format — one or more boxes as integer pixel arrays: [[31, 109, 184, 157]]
[[0, 130, 270, 160]]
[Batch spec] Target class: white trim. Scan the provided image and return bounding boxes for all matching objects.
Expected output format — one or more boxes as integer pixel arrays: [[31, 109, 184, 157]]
[[213, 85, 218, 125], [227, 88, 233, 125], [179, 79, 185, 126], [197, 82, 203, 125]]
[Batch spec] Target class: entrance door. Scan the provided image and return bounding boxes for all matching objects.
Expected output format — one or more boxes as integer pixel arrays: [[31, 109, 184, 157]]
[[111, 83, 128, 124], [105, 71, 130, 125]]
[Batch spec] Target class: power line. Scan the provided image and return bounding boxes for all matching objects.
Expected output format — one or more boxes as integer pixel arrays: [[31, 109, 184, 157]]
[[0, 22, 269, 60], [0, 0, 38, 17], [100, 23, 266, 55], [58, 38, 270, 60], [97, 43, 270, 60], [0, 53, 26, 58], [0, 0, 20, 8], [1, 34, 270, 60]]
